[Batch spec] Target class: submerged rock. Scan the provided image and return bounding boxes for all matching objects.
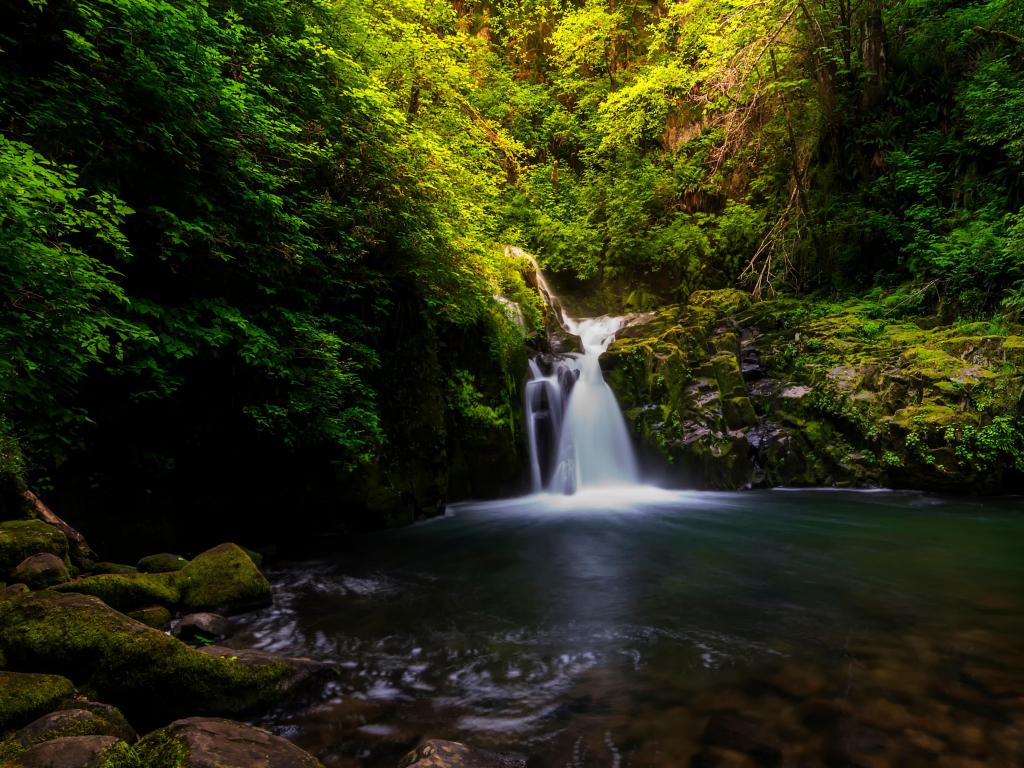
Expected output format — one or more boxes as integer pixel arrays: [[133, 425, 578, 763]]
[[399, 739, 528, 768], [133, 717, 323, 768], [701, 713, 782, 764], [0, 521, 68, 574], [176, 543, 271, 614], [0, 671, 74, 731], [0, 590, 308, 722], [11, 553, 70, 589]]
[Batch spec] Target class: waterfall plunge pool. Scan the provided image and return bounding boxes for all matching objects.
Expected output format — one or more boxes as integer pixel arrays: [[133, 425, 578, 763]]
[[231, 488, 1024, 767]]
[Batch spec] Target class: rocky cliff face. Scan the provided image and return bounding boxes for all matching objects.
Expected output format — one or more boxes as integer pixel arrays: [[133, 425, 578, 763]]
[[603, 289, 1024, 491]]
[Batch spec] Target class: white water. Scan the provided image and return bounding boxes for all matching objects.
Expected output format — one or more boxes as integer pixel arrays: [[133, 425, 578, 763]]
[[525, 310, 641, 494]]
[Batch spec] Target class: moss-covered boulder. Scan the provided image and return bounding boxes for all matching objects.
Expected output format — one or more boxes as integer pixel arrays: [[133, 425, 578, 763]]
[[137, 553, 188, 574], [0, 521, 68, 575], [0, 671, 74, 731], [174, 544, 271, 615], [11, 554, 69, 590], [15, 703, 136, 747], [0, 590, 306, 723], [132, 717, 324, 768], [53, 572, 180, 612]]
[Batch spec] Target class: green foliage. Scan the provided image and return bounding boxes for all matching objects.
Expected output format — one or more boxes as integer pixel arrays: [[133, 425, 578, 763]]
[[946, 417, 1024, 474]]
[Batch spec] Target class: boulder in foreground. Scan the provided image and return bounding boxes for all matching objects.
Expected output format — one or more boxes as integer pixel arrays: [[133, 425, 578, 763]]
[[0, 591, 303, 722], [133, 717, 324, 768]]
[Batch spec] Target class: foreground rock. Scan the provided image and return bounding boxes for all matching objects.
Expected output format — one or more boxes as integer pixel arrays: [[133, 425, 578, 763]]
[[0, 521, 68, 574], [0, 590, 319, 722], [11, 554, 69, 589], [10, 735, 125, 767], [53, 572, 180, 612], [0, 671, 74, 731], [134, 717, 324, 768], [400, 739, 528, 768], [15, 703, 137, 747]]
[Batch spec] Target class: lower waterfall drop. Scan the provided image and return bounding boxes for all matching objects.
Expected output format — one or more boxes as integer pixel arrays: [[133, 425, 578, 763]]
[[525, 313, 639, 494]]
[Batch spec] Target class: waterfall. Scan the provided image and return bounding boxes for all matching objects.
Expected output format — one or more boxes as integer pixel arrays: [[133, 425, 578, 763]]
[[524, 308, 640, 494]]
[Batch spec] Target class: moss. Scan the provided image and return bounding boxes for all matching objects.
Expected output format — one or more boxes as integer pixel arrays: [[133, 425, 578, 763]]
[[136, 554, 188, 574], [88, 563, 138, 575], [710, 353, 746, 399], [122, 728, 188, 768], [722, 397, 758, 429], [53, 573, 180, 612], [173, 544, 270, 614], [0, 521, 68, 574], [689, 288, 750, 315], [0, 591, 291, 724], [126, 605, 172, 629], [14, 704, 135, 747], [892, 404, 969, 430], [0, 671, 74, 731]]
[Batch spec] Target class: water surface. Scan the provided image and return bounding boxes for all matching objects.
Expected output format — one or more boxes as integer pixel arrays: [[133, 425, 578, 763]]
[[233, 489, 1024, 767]]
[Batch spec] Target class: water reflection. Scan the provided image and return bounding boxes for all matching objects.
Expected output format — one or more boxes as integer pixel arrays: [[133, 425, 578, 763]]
[[230, 490, 1024, 767]]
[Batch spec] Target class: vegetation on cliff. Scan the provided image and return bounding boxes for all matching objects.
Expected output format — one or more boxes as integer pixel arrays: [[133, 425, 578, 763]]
[[1, 0, 1022, 543]]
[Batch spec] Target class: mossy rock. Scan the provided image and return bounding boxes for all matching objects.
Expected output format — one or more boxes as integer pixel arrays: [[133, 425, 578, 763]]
[[137, 553, 189, 574], [711, 353, 747, 399], [0, 591, 296, 724], [11, 554, 69, 590], [126, 605, 172, 629], [4, 734, 128, 767], [53, 572, 180, 612], [892, 404, 969, 430], [15, 702, 137, 747], [722, 397, 758, 429], [0, 521, 68, 575], [173, 544, 271, 615], [0, 671, 74, 731]]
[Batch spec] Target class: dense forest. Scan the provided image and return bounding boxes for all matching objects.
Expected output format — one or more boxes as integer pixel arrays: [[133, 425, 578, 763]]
[[2, 0, 1023, 552]]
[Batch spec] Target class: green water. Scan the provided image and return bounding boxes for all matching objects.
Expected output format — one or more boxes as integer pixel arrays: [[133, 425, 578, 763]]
[[232, 489, 1024, 767]]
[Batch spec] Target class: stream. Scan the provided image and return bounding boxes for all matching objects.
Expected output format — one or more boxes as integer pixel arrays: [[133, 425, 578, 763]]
[[233, 489, 1024, 767]]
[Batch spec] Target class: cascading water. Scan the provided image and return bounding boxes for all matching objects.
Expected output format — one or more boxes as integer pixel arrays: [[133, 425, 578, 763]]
[[524, 305, 641, 494]]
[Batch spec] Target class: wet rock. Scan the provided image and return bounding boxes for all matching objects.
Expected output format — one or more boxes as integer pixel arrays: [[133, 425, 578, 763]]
[[175, 543, 271, 614], [12, 735, 123, 767], [134, 717, 323, 767], [0, 521, 68, 574], [175, 613, 230, 644], [0, 671, 75, 731], [137, 553, 189, 573], [904, 728, 945, 755], [0, 590, 306, 722], [15, 704, 136, 747], [399, 739, 527, 768], [12, 553, 70, 589], [824, 720, 889, 767], [701, 713, 781, 764], [760, 664, 828, 700], [198, 646, 336, 702]]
